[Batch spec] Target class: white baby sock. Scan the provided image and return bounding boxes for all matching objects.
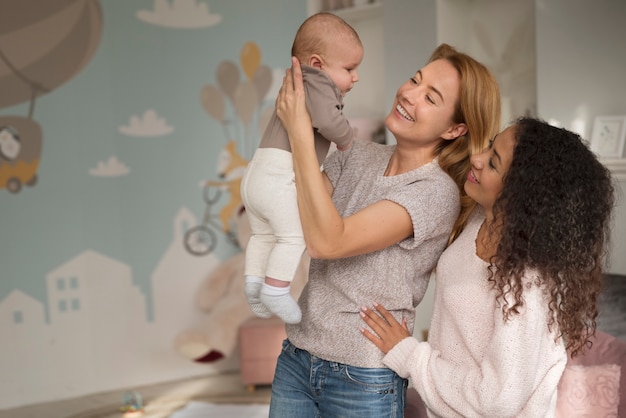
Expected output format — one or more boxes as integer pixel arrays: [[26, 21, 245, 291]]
[[244, 276, 271, 318], [260, 283, 302, 324]]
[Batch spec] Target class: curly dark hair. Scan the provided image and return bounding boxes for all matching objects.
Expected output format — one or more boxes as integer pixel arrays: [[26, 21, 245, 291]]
[[488, 117, 615, 357]]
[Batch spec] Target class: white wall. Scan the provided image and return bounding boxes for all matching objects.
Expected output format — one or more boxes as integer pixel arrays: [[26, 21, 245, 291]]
[[396, 0, 626, 335], [610, 182, 626, 274], [535, 0, 626, 275], [535, 0, 626, 138], [383, 0, 438, 113], [341, 10, 386, 121], [438, 0, 536, 128]]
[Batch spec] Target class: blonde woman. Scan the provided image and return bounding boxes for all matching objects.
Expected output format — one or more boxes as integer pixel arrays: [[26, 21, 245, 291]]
[[271, 44, 501, 417]]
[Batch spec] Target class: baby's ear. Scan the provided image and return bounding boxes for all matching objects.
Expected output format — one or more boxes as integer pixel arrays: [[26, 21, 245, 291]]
[[308, 54, 323, 69]]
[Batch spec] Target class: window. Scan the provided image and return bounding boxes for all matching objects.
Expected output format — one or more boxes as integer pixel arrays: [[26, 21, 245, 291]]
[[13, 310, 23, 324]]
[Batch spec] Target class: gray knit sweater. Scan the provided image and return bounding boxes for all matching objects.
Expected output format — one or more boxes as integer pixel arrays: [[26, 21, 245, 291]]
[[286, 140, 460, 368]]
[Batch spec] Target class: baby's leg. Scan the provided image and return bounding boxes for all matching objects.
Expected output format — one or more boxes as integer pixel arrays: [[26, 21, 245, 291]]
[[262, 233, 306, 324], [249, 149, 304, 323]]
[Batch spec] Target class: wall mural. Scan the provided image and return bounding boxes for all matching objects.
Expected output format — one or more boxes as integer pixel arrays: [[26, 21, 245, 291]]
[[185, 43, 275, 256], [0, 0, 299, 409], [0, 0, 103, 193]]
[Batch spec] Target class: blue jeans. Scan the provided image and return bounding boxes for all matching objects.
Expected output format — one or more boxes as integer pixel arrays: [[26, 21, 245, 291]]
[[269, 339, 407, 418]]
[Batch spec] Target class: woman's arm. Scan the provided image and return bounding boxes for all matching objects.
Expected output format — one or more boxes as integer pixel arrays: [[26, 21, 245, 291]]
[[276, 57, 413, 259], [360, 297, 566, 417]]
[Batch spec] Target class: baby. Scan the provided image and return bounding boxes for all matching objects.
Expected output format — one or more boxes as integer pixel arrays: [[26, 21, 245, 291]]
[[240, 12, 363, 324]]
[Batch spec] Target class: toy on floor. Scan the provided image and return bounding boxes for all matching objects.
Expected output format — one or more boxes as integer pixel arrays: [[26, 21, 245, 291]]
[[174, 208, 309, 363], [120, 390, 144, 417]]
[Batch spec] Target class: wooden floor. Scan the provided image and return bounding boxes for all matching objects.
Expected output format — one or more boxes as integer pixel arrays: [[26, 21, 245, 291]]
[[0, 372, 271, 418]]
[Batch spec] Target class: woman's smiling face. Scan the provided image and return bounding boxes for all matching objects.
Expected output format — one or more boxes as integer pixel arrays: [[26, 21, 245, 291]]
[[464, 125, 517, 218], [385, 59, 467, 148]]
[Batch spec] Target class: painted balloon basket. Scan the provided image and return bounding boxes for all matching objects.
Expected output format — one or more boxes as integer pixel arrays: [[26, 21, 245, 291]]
[[0, 0, 103, 194], [0, 116, 43, 193]]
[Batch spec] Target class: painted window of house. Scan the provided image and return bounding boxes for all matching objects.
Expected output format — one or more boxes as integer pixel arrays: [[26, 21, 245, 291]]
[[13, 310, 23, 324]]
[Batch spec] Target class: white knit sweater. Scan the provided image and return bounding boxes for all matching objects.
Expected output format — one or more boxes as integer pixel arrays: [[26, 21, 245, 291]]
[[384, 207, 567, 417]]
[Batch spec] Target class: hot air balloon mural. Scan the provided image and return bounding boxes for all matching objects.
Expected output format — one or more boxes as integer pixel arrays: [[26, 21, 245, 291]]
[[0, 0, 103, 193], [200, 41, 274, 158]]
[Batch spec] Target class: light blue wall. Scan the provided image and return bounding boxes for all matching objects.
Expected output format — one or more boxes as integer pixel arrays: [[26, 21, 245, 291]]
[[0, 0, 306, 318], [0, 0, 308, 407], [0, 0, 442, 327]]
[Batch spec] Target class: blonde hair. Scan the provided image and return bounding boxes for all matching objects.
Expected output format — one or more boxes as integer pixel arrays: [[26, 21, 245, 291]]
[[429, 44, 502, 243], [291, 12, 362, 63]]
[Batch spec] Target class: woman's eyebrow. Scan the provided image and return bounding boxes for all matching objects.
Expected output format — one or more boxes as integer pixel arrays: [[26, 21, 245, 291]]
[[417, 70, 444, 103]]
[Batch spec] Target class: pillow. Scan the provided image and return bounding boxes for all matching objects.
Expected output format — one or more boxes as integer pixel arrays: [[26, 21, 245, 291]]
[[556, 363, 620, 418]]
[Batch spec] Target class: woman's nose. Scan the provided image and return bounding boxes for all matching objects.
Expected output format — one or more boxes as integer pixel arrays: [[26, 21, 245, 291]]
[[405, 83, 428, 104], [470, 152, 484, 169], [400, 86, 417, 105]]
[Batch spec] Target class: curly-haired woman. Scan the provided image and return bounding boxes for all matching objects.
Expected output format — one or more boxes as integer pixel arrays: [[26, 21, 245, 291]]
[[360, 117, 615, 417]]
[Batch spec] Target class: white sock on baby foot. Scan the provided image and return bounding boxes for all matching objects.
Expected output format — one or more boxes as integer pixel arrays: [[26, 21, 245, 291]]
[[260, 283, 302, 324], [244, 276, 271, 318]]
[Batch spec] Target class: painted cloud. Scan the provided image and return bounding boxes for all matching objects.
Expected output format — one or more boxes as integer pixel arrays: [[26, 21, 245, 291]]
[[137, 0, 222, 29], [118, 109, 174, 137], [89, 156, 130, 177]]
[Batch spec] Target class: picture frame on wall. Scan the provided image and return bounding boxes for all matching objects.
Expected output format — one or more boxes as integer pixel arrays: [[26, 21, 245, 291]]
[[590, 115, 626, 158]]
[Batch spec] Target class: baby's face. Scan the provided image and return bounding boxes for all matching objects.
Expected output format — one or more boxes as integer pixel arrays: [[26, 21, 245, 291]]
[[322, 41, 364, 96]]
